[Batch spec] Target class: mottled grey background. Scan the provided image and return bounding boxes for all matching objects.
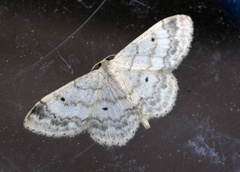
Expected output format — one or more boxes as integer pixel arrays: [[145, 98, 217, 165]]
[[0, 0, 240, 171]]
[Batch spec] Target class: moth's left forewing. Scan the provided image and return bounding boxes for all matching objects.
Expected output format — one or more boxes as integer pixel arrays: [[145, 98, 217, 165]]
[[24, 70, 101, 137]]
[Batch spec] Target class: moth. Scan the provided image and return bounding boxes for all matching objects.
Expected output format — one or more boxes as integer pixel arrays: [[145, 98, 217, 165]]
[[24, 15, 193, 146]]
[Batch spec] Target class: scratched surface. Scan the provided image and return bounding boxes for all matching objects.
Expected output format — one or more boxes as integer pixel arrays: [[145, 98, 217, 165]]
[[0, 0, 240, 171]]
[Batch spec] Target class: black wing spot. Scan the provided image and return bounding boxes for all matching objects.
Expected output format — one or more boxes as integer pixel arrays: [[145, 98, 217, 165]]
[[145, 77, 149, 82], [151, 37, 155, 42], [31, 104, 43, 114], [61, 97, 65, 102], [102, 107, 108, 111]]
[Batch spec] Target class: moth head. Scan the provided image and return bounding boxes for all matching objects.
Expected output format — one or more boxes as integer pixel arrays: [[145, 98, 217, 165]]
[[91, 54, 115, 71]]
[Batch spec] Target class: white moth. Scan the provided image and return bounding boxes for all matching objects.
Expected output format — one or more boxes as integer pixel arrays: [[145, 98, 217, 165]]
[[24, 15, 193, 146]]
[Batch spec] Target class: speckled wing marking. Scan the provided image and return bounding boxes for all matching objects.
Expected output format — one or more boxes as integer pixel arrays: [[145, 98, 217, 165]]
[[24, 70, 101, 137], [112, 15, 193, 71], [24, 14, 193, 147]]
